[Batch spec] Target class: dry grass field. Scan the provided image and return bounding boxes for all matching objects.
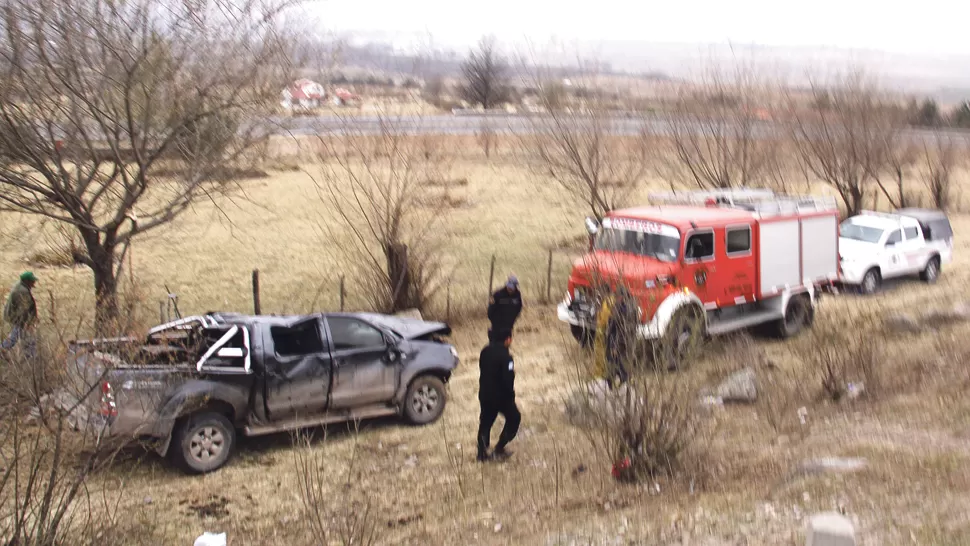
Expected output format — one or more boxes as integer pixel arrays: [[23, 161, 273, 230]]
[[3, 140, 970, 545]]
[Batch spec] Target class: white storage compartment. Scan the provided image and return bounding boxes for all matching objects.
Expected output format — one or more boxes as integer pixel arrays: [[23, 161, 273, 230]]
[[800, 215, 839, 284], [759, 220, 801, 297]]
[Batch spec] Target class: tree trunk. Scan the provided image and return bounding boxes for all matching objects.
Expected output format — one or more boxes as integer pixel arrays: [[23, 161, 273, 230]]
[[384, 242, 411, 313], [79, 229, 120, 334], [92, 257, 119, 334]]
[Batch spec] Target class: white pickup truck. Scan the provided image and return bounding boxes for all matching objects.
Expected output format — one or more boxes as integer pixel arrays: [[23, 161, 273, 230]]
[[838, 209, 954, 294]]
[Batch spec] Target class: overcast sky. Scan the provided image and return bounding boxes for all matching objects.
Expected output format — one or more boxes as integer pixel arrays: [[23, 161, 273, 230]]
[[305, 0, 970, 92], [314, 0, 970, 56]]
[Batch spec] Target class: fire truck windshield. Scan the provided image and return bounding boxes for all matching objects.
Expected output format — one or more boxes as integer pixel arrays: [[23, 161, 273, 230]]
[[839, 221, 884, 243], [594, 228, 680, 262]]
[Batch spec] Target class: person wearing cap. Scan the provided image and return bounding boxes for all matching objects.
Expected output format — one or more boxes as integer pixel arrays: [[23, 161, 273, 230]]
[[3, 272, 39, 356], [477, 328, 521, 462], [487, 274, 523, 335]]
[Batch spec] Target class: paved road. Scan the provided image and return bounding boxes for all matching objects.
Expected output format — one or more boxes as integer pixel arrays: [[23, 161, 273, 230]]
[[268, 113, 970, 144]]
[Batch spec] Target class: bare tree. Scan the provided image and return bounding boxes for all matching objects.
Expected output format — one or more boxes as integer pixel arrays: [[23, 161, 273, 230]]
[[0, 0, 295, 332], [314, 113, 453, 313], [523, 61, 649, 221], [457, 35, 510, 110], [918, 130, 967, 210], [786, 71, 902, 215], [659, 61, 784, 189]]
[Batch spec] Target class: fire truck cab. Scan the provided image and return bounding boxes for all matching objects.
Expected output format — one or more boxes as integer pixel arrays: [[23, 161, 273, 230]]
[[557, 189, 840, 356]]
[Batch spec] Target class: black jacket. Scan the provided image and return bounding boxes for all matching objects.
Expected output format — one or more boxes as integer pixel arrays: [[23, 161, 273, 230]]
[[487, 287, 522, 332], [478, 342, 515, 404]]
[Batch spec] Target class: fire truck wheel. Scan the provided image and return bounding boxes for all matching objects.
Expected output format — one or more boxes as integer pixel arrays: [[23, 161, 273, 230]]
[[860, 268, 882, 295], [662, 307, 704, 370], [774, 294, 813, 339]]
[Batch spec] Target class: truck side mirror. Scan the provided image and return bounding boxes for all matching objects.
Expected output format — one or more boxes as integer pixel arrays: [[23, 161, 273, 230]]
[[584, 217, 599, 236]]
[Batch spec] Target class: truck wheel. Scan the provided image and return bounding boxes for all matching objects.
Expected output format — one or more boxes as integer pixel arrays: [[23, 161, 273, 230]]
[[404, 375, 447, 425], [774, 294, 813, 339], [571, 325, 592, 348], [860, 268, 881, 295], [660, 308, 704, 371], [920, 256, 941, 284], [171, 412, 235, 474]]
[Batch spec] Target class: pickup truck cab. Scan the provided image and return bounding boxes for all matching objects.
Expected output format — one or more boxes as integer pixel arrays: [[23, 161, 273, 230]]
[[71, 312, 459, 474], [838, 209, 954, 294]]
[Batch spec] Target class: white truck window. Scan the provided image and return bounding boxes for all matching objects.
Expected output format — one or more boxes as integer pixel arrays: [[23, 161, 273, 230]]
[[885, 230, 902, 246], [904, 226, 919, 239]]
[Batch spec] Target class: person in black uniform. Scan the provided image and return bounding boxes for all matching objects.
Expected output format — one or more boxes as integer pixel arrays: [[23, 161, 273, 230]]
[[487, 275, 523, 335], [477, 329, 521, 462], [605, 286, 636, 387]]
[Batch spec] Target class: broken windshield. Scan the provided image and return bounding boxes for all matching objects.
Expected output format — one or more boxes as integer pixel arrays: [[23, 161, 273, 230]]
[[594, 228, 680, 262]]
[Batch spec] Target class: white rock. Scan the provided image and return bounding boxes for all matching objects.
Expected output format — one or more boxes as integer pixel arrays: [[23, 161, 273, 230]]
[[194, 532, 227, 546], [798, 457, 868, 476], [805, 512, 855, 546], [714, 367, 757, 403]]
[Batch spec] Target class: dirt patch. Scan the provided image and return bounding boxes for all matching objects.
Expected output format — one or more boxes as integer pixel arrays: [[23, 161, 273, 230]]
[[183, 495, 231, 519]]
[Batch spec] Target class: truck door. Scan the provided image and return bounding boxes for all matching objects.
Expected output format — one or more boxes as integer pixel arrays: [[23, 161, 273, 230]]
[[263, 317, 333, 420], [900, 225, 925, 274], [723, 224, 756, 305], [681, 229, 717, 309], [881, 228, 905, 278], [325, 316, 399, 409]]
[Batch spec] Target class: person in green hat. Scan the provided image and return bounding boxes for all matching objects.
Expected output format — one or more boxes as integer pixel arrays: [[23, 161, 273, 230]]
[[2, 271, 38, 356]]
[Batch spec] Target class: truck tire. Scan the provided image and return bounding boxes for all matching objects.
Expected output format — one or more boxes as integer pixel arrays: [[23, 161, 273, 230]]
[[774, 294, 813, 339], [920, 256, 941, 284], [404, 375, 447, 425], [860, 268, 881, 295], [660, 307, 704, 371], [171, 412, 236, 474]]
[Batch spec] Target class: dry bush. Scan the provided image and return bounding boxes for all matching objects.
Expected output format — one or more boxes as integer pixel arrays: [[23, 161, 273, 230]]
[[292, 430, 381, 546], [786, 69, 905, 215], [0, 323, 127, 545], [798, 317, 882, 401], [476, 121, 499, 159], [314, 112, 456, 314], [658, 60, 788, 190], [918, 131, 968, 211], [522, 58, 649, 221], [564, 280, 709, 483]]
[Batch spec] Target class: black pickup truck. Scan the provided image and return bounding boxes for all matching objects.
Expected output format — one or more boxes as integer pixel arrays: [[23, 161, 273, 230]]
[[70, 312, 459, 473]]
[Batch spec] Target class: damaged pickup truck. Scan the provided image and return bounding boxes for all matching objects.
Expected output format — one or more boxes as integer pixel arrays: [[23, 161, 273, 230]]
[[70, 312, 459, 474]]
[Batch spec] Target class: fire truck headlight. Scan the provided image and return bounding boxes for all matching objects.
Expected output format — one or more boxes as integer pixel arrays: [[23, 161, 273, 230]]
[[644, 280, 656, 289]]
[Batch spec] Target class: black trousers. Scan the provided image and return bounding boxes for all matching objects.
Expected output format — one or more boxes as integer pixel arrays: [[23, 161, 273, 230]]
[[477, 399, 521, 455]]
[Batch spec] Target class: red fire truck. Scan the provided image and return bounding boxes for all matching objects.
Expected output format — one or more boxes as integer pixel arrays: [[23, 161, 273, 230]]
[[557, 189, 840, 360]]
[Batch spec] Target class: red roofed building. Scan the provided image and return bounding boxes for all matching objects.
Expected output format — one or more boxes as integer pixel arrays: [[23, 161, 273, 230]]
[[281, 79, 326, 110]]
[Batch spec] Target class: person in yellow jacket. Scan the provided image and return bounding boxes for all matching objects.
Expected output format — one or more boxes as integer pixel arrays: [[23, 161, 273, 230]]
[[591, 293, 615, 381]]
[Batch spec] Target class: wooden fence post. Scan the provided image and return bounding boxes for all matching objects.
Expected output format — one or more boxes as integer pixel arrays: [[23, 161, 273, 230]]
[[546, 249, 553, 304], [252, 269, 261, 315], [339, 275, 346, 311], [446, 282, 452, 323], [488, 254, 496, 296]]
